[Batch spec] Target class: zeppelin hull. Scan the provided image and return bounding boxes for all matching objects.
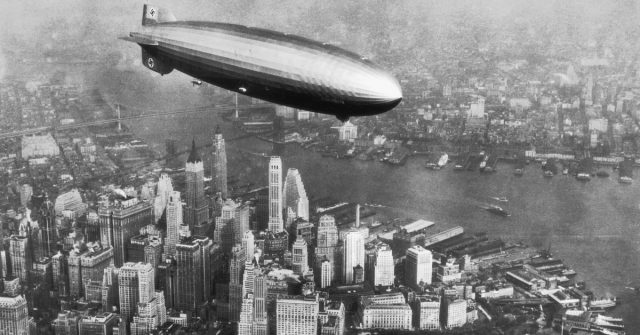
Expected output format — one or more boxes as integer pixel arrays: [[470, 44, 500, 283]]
[[129, 20, 402, 119]]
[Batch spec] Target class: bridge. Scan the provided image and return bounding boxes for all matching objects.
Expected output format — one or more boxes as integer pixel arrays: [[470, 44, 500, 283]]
[[0, 101, 274, 140]]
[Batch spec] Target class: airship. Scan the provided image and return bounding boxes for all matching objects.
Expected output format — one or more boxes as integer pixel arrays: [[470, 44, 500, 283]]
[[121, 4, 402, 121]]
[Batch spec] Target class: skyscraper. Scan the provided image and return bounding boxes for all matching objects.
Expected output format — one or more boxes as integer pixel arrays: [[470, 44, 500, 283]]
[[242, 231, 255, 263], [229, 244, 246, 321], [252, 269, 268, 335], [184, 139, 209, 229], [9, 235, 31, 284], [238, 294, 254, 335], [211, 126, 228, 199], [315, 215, 339, 284], [342, 230, 364, 284], [235, 202, 251, 244], [374, 244, 394, 287], [276, 294, 319, 335], [175, 236, 212, 312], [405, 246, 432, 288], [99, 196, 153, 267], [213, 199, 238, 253], [118, 262, 155, 321], [80, 247, 114, 299], [164, 191, 183, 259], [153, 173, 173, 224], [268, 156, 283, 232], [0, 295, 29, 335], [282, 168, 309, 225], [320, 258, 332, 288], [292, 236, 308, 275]]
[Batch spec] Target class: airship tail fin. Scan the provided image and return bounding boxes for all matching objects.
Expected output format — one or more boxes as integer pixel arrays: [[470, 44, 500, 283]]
[[142, 4, 177, 26]]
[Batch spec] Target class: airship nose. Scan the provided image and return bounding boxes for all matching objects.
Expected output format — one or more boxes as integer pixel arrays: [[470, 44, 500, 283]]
[[368, 71, 403, 104]]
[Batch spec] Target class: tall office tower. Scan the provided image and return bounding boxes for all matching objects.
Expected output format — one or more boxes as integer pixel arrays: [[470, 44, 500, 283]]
[[184, 139, 210, 229], [38, 196, 56, 257], [242, 261, 255, 297], [229, 245, 246, 322], [374, 244, 394, 287], [414, 295, 441, 330], [9, 235, 31, 284], [53, 310, 80, 335], [154, 173, 174, 223], [80, 247, 114, 299], [252, 269, 268, 335], [19, 184, 32, 207], [164, 191, 183, 259], [342, 230, 364, 284], [118, 262, 155, 321], [211, 126, 228, 199], [99, 196, 153, 267], [78, 312, 119, 335], [52, 251, 69, 297], [267, 156, 284, 232], [315, 215, 339, 284], [0, 295, 29, 335], [238, 294, 254, 335], [67, 249, 85, 297], [276, 294, 319, 335], [144, 236, 163, 268], [214, 199, 238, 253], [175, 236, 212, 312], [320, 258, 332, 288], [282, 168, 309, 226], [242, 231, 255, 263], [291, 236, 308, 275], [131, 291, 166, 335], [235, 202, 251, 244], [405, 246, 432, 288], [101, 266, 119, 313], [156, 259, 177, 310]]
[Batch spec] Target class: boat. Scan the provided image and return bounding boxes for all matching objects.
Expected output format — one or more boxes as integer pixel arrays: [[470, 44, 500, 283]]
[[486, 205, 511, 217], [619, 176, 633, 184], [490, 196, 508, 202], [596, 170, 609, 178], [544, 170, 554, 178], [562, 168, 568, 175], [437, 153, 448, 168], [589, 297, 617, 309], [454, 164, 464, 171], [514, 168, 524, 176], [576, 172, 591, 181]]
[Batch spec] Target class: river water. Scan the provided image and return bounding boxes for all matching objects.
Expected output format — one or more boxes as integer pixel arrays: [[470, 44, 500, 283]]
[[126, 109, 640, 333]]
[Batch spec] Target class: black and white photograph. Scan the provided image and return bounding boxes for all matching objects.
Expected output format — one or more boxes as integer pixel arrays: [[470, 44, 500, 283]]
[[0, 1, 638, 334]]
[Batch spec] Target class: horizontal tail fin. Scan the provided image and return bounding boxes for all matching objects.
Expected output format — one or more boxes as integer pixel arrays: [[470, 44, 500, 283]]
[[142, 4, 176, 26]]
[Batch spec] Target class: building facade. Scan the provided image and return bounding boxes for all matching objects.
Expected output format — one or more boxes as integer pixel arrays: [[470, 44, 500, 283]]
[[268, 157, 284, 232]]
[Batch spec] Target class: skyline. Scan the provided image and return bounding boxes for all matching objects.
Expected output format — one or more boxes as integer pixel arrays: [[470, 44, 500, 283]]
[[1, 1, 640, 335]]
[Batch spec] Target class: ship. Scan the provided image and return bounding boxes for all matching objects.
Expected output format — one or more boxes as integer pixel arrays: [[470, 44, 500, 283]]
[[544, 170, 554, 178], [576, 172, 591, 181], [486, 204, 511, 217], [619, 176, 633, 184], [589, 297, 617, 310], [489, 196, 508, 202], [619, 156, 634, 184], [425, 152, 448, 170]]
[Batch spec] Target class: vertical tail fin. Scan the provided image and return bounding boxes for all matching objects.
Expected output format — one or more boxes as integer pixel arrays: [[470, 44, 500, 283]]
[[142, 4, 177, 26]]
